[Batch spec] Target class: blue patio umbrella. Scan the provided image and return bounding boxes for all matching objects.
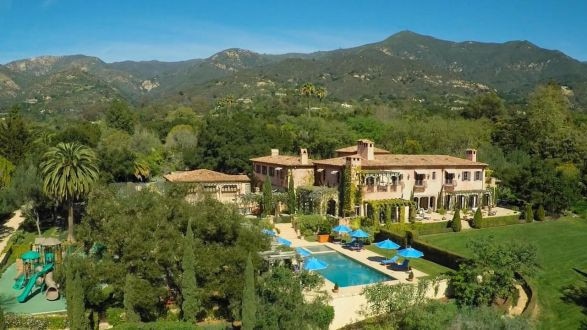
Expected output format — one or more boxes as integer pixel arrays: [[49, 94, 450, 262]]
[[350, 229, 370, 239], [375, 239, 400, 250], [303, 257, 328, 271], [397, 247, 424, 259], [262, 229, 276, 236], [276, 237, 292, 247], [295, 247, 311, 258], [332, 224, 352, 234]]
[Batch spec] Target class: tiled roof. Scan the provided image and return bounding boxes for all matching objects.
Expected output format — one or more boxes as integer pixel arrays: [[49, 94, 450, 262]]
[[250, 155, 313, 167], [335, 145, 390, 154], [313, 154, 487, 167], [164, 169, 250, 183]]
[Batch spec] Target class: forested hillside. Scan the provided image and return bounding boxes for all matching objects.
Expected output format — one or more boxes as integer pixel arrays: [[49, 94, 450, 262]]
[[2, 31, 587, 116]]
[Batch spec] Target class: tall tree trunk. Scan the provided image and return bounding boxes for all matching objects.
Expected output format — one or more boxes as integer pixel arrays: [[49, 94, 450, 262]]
[[34, 209, 41, 236], [67, 201, 75, 242]]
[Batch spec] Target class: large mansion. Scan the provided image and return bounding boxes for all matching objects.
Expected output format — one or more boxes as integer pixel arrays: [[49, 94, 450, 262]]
[[251, 140, 492, 218]]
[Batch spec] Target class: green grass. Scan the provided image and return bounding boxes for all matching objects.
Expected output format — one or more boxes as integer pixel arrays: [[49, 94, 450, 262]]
[[365, 245, 453, 278], [419, 218, 587, 329]]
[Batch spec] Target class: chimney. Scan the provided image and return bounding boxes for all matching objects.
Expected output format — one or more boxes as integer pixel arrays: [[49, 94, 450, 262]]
[[465, 149, 477, 162], [357, 139, 375, 160], [271, 149, 279, 156], [300, 148, 308, 165]]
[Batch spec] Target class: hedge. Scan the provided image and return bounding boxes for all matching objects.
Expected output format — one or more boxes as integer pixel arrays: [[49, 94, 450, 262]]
[[383, 221, 452, 236], [114, 321, 208, 330], [477, 214, 521, 228], [376, 228, 466, 270]]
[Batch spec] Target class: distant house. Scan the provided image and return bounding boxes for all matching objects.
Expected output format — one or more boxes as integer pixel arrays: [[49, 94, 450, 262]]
[[164, 169, 251, 213]]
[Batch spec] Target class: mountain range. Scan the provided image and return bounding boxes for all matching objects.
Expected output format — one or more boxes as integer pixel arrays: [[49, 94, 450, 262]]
[[2, 31, 587, 114]]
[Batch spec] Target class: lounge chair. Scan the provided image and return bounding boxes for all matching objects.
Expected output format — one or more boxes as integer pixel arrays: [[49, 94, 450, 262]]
[[349, 242, 363, 251], [390, 259, 410, 271], [343, 238, 357, 248], [380, 256, 399, 265]]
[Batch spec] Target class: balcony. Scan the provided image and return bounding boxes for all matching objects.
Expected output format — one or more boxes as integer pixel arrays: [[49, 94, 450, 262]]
[[414, 180, 427, 192], [443, 180, 457, 192], [364, 183, 401, 194]]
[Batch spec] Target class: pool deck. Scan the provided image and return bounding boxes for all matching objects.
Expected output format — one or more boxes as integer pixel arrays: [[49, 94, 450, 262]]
[[275, 223, 448, 329]]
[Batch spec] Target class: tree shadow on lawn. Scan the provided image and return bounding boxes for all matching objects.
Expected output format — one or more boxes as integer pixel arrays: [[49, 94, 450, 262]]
[[561, 268, 587, 329]]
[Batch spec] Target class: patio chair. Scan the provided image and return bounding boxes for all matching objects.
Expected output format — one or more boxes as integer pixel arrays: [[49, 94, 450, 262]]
[[380, 255, 399, 265], [390, 259, 410, 271]]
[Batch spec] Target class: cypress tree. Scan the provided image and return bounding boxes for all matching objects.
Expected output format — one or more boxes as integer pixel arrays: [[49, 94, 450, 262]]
[[181, 221, 201, 322], [123, 274, 140, 322], [262, 179, 273, 217], [471, 207, 482, 228], [241, 253, 257, 330], [536, 204, 545, 221], [287, 174, 296, 214], [525, 203, 534, 223], [68, 271, 87, 330], [451, 209, 462, 232]]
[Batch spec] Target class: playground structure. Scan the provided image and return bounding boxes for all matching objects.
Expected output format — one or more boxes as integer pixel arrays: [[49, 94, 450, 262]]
[[12, 237, 63, 303]]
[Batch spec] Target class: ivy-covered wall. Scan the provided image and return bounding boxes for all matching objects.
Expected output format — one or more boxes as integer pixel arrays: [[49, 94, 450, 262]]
[[364, 199, 415, 224]]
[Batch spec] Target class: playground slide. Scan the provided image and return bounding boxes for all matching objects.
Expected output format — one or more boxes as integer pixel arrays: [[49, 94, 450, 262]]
[[16, 263, 53, 303], [44, 271, 60, 301]]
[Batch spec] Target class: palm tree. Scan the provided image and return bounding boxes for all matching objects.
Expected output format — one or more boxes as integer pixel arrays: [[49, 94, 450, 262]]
[[40, 142, 99, 242], [299, 83, 315, 116]]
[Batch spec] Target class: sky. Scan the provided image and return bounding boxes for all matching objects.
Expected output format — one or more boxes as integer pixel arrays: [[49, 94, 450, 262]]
[[1, 0, 586, 64]]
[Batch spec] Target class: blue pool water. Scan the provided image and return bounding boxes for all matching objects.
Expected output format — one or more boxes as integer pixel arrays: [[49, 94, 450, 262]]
[[305, 248, 395, 287]]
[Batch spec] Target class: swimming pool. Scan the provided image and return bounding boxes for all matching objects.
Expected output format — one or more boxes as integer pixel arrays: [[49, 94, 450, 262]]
[[303, 246, 395, 287]]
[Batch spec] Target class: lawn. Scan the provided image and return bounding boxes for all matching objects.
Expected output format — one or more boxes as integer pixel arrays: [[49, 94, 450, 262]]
[[365, 245, 453, 278], [419, 218, 587, 329]]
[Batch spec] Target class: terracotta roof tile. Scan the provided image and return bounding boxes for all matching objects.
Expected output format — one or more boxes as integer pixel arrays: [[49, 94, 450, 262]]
[[164, 169, 250, 183], [313, 154, 487, 167], [250, 155, 313, 167], [335, 145, 390, 154]]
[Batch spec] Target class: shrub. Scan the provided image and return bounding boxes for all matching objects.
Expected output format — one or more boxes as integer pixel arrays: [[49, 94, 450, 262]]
[[470, 208, 482, 229], [437, 208, 446, 215], [114, 320, 199, 330], [451, 209, 462, 232], [477, 215, 521, 228], [525, 204, 534, 223], [106, 307, 125, 326], [4, 314, 49, 330], [535, 205, 545, 221]]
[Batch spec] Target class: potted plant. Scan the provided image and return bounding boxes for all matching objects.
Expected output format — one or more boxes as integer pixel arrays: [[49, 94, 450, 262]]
[[332, 283, 339, 293], [316, 225, 331, 243]]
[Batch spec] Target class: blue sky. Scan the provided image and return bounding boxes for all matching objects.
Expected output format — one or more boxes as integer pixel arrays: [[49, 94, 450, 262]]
[[1, 0, 586, 64]]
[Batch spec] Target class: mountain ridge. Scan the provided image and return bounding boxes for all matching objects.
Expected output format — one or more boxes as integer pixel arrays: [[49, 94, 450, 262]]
[[2, 30, 586, 113]]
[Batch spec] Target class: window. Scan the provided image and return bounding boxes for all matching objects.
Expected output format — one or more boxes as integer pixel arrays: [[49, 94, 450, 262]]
[[203, 184, 217, 192], [255, 165, 261, 173], [221, 184, 238, 192], [269, 167, 275, 177], [475, 171, 482, 181], [432, 172, 436, 180], [261, 166, 267, 175], [445, 173, 455, 184], [415, 173, 425, 186], [462, 171, 470, 181]]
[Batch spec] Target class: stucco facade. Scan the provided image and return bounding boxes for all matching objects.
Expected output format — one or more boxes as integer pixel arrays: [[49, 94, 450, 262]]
[[164, 169, 251, 212]]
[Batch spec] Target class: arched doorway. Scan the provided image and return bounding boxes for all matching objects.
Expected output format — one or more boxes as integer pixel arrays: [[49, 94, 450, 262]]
[[327, 199, 337, 216]]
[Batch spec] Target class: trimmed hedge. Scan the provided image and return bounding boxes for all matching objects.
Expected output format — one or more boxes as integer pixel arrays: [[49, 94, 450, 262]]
[[383, 221, 452, 237], [114, 321, 207, 330], [477, 214, 521, 228], [376, 229, 466, 270]]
